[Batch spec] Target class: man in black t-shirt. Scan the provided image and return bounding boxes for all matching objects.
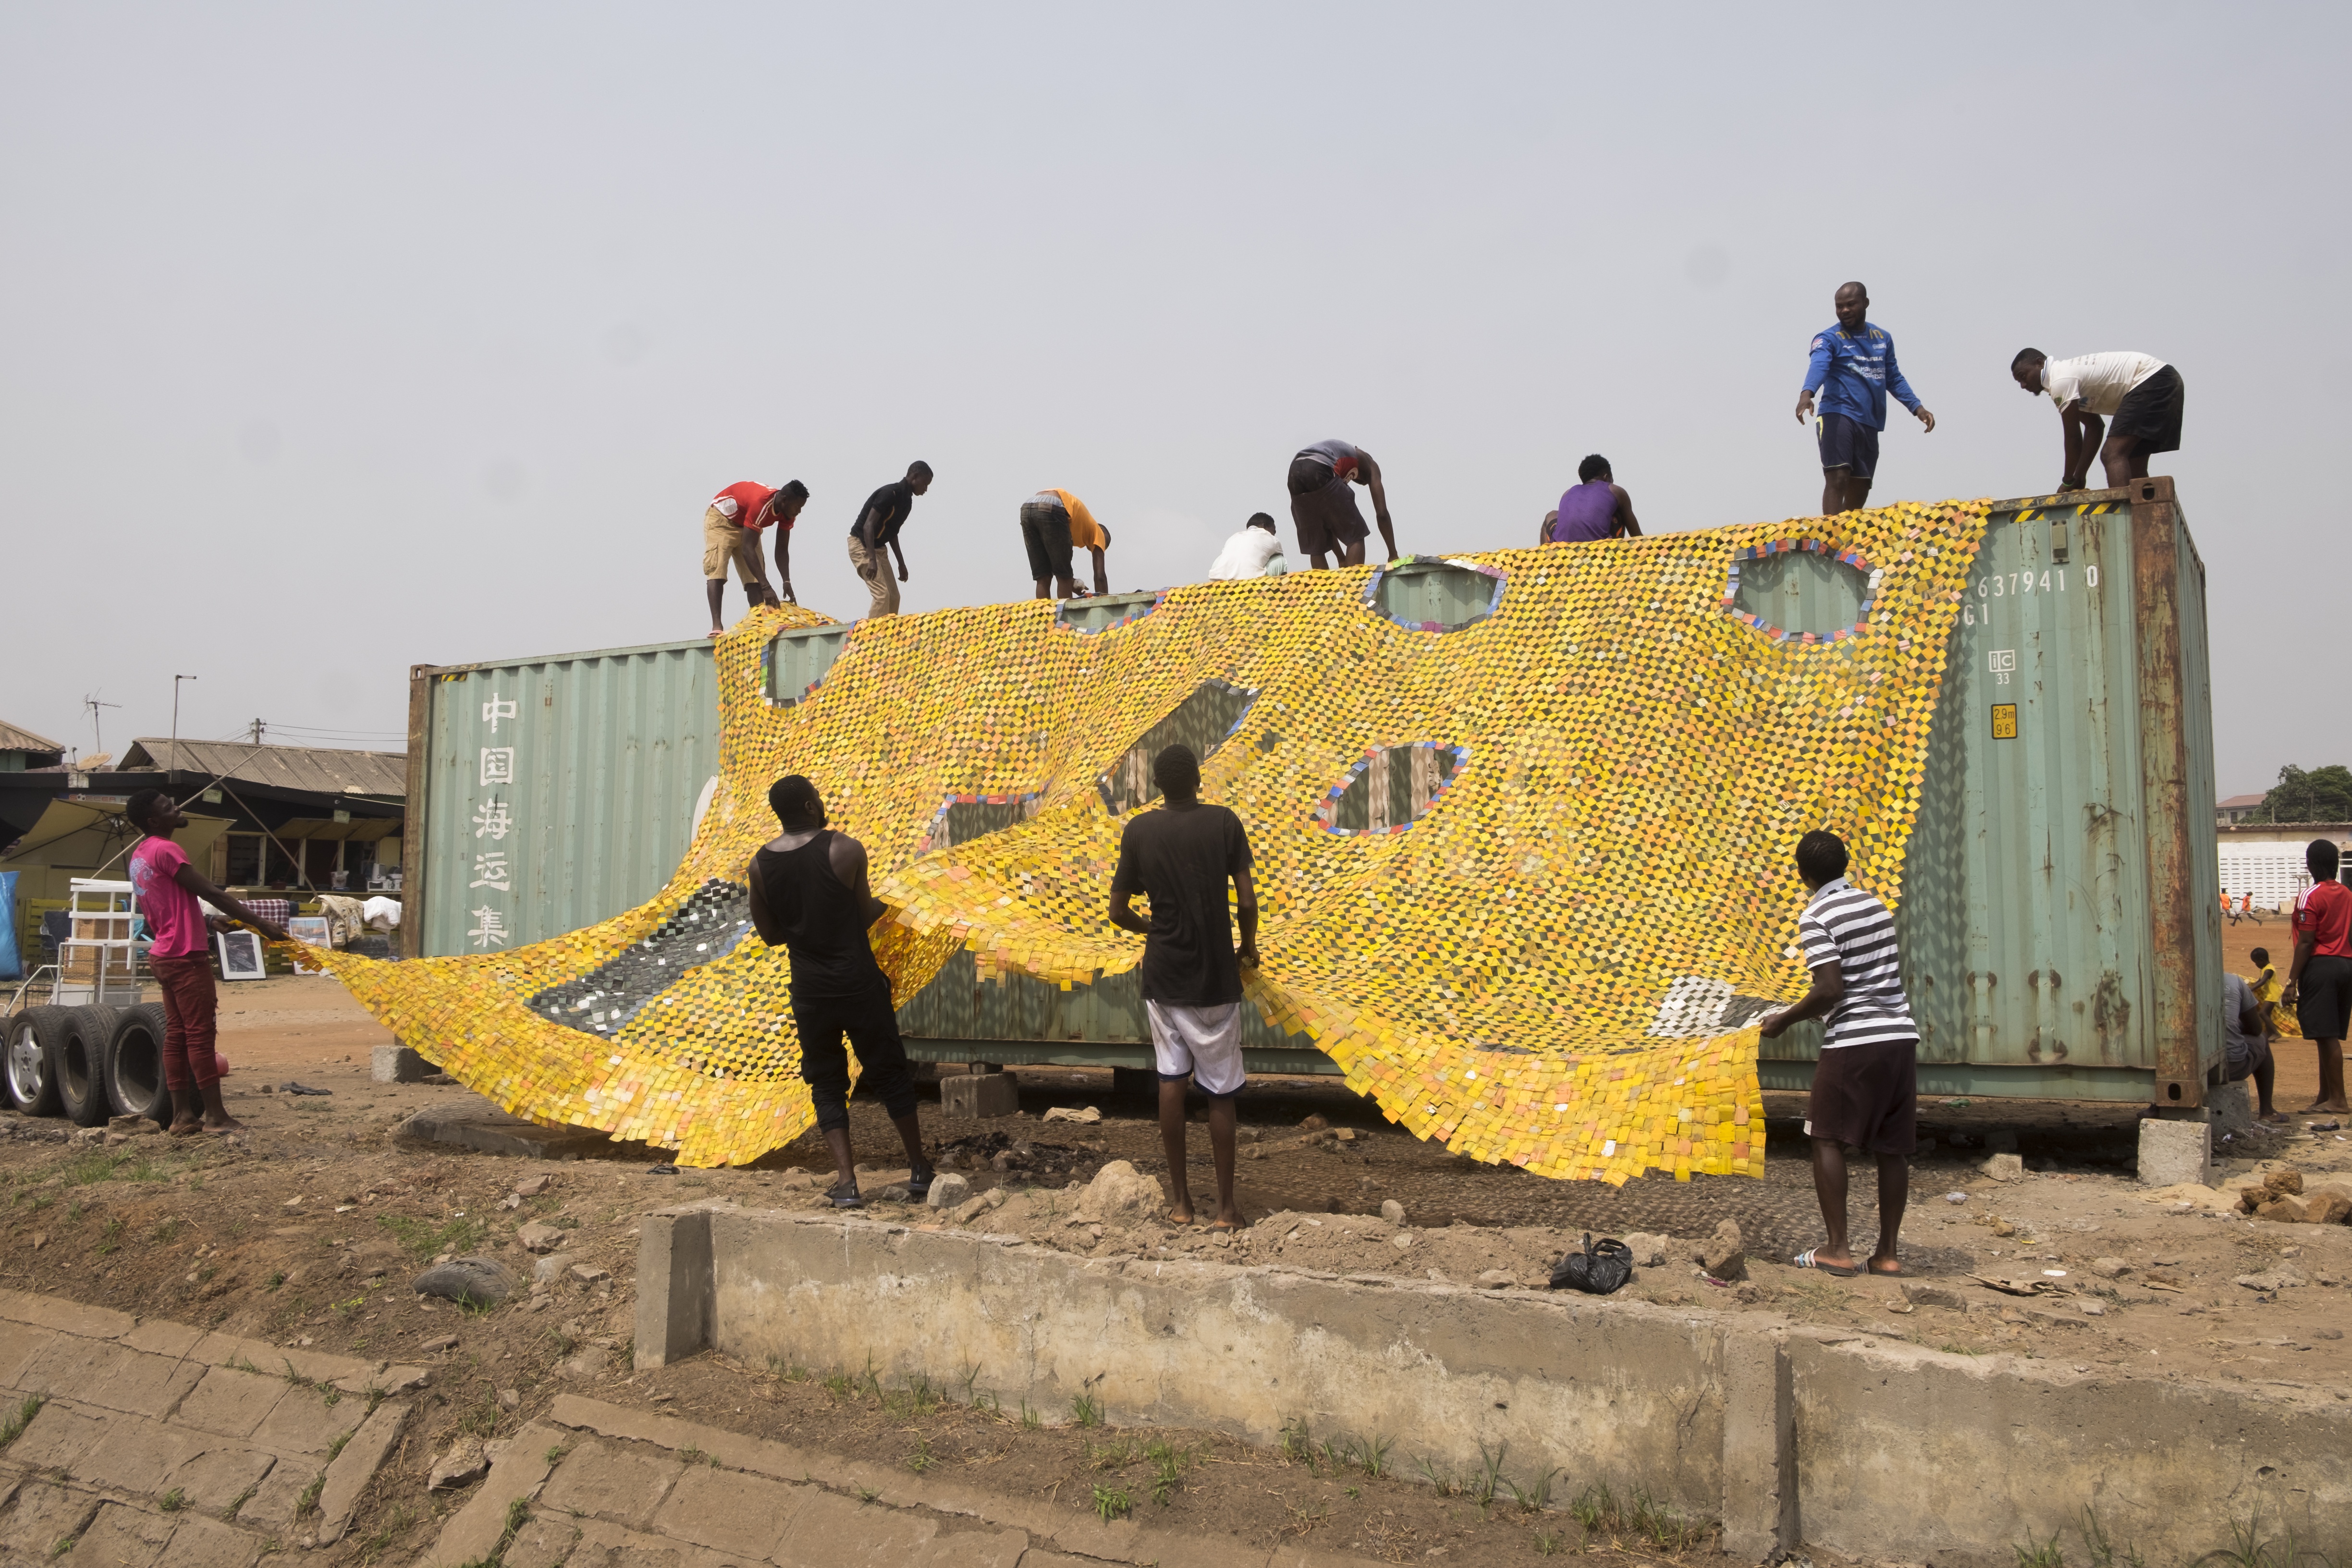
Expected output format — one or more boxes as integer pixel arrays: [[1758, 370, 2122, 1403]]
[[1108, 744, 1260, 1230], [847, 461, 932, 618]]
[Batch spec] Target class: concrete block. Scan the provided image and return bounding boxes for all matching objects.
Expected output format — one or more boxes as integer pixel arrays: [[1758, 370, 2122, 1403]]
[[2206, 1079, 2253, 1134], [419, 1420, 562, 1568], [73, 1503, 174, 1567], [76, 1414, 205, 1493], [772, 1488, 940, 1567], [940, 1073, 1019, 1119], [634, 1206, 714, 1370], [649, 1464, 811, 1557], [1720, 1331, 1798, 1558], [371, 1046, 435, 1084], [537, 1438, 686, 1530], [159, 1443, 280, 1517], [315, 1398, 411, 1544], [2138, 1116, 2212, 1188], [393, 1103, 618, 1161]]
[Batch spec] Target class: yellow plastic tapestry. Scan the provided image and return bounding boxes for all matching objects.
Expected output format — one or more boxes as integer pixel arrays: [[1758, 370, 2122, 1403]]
[[310, 500, 1990, 1174]]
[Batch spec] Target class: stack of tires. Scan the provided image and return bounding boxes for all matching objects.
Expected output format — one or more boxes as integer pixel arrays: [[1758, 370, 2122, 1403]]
[[2, 1004, 175, 1129]]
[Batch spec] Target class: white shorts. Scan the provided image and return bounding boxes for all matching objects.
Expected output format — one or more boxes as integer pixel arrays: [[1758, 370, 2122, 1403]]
[[1146, 1001, 1246, 1098]]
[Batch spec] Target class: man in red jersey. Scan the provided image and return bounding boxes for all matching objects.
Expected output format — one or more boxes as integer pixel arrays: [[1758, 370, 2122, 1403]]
[[703, 479, 809, 635], [2284, 838, 2352, 1114]]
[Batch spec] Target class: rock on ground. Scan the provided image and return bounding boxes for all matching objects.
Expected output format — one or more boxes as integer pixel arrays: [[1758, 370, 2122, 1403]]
[[430, 1438, 489, 1490], [1076, 1160, 1164, 1224], [1699, 1219, 1746, 1282], [925, 1173, 974, 1210], [1621, 1231, 1670, 1267]]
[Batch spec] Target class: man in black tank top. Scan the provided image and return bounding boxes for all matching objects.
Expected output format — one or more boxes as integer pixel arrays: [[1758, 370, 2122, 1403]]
[[747, 775, 934, 1209]]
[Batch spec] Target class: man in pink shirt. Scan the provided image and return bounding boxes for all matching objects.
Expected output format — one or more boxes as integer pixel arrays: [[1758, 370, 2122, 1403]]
[[125, 790, 289, 1134]]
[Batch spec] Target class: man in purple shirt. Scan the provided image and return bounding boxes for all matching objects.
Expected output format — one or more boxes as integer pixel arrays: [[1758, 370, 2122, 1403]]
[[1540, 454, 1642, 544]]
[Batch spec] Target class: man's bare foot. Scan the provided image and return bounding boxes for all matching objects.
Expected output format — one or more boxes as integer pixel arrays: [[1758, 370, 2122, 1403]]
[[202, 1114, 245, 1133], [1167, 1200, 1195, 1226], [1865, 1255, 1903, 1276], [2303, 1100, 2352, 1115], [168, 1119, 203, 1138], [1210, 1209, 1245, 1232]]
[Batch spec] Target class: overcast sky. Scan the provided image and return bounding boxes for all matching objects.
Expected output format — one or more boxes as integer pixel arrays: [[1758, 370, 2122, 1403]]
[[1, 4, 2340, 796]]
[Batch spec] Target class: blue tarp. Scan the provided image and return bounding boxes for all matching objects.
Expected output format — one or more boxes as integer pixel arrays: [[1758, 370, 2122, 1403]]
[[0, 871, 18, 982]]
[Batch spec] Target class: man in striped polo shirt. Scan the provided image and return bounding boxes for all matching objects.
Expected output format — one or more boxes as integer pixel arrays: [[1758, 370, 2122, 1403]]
[[1760, 830, 1918, 1278]]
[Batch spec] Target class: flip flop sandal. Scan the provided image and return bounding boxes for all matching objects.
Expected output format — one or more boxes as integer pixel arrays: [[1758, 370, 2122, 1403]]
[[823, 1180, 864, 1210], [905, 1164, 938, 1200], [1793, 1249, 1859, 1278]]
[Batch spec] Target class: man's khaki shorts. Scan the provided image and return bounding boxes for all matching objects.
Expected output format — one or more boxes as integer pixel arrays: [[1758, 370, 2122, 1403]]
[[702, 506, 757, 583]]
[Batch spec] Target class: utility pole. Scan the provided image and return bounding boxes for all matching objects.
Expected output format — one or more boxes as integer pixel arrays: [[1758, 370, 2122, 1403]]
[[248, 719, 266, 746], [172, 675, 198, 776]]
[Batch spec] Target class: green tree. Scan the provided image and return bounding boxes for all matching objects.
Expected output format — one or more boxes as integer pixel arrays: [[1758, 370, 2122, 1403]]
[[2259, 764, 2352, 823]]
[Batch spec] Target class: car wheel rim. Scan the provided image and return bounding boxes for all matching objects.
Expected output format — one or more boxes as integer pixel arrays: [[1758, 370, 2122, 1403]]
[[6, 1029, 40, 1101]]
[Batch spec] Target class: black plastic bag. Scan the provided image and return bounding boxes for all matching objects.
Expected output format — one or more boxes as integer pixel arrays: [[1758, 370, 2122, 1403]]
[[1548, 1232, 1634, 1295]]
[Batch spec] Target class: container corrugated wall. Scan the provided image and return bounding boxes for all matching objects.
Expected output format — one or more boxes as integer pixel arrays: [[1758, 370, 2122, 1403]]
[[1760, 481, 2222, 1100], [408, 640, 722, 957]]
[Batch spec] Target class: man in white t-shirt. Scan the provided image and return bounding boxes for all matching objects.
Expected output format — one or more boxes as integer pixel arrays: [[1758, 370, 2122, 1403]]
[[2009, 349, 2183, 491], [1207, 514, 1288, 581]]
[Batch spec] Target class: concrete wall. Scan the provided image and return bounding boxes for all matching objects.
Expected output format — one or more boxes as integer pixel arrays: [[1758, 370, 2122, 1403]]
[[637, 1205, 2350, 1564]]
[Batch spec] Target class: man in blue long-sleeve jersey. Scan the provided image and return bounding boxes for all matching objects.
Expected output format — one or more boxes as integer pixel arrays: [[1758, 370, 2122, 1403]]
[[1793, 282, 1936, 514]]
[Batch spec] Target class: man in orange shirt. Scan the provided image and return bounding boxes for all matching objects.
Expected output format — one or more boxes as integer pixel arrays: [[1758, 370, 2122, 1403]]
[[1019, 489, 1112, 600], [703, 480, 809, 636]]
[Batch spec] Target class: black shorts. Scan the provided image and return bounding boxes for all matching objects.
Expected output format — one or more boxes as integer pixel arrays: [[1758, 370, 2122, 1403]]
[[792, 980, 920, 1132], [2109, 365, 2183, 455], [2298, 953, 2352, 1041], [1019, 499, 1075, 582], [1287, 463, 1370, 556], [1815, 413, 1879, 478], [1804, 1036, 1918, 1155]]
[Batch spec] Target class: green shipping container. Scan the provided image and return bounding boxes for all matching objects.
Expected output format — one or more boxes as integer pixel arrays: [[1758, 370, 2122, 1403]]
[[408, 479, 2223, 1105]]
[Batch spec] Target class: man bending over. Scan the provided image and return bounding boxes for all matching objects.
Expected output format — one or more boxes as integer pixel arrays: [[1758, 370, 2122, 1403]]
[[1108, 744, 1260, 1229]]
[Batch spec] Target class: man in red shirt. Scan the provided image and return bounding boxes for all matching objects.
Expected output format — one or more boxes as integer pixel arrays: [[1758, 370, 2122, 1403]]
[[703, 480, 809, 636], [125, 790, 289, 1134], [2285, 838, 2352, 1114]]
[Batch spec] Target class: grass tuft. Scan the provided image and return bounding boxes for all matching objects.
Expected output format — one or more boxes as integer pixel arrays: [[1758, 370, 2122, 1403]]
[[1093, 1484, 1131, 1524], [1071, 1392, 1102, 1429], [0, 1396, 44, 1447]]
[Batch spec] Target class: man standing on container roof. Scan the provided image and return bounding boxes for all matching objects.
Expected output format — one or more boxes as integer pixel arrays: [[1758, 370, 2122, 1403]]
[[848, 461, 932, 619], [702, 480, 808, 637], [1794, 283, 1936, 516], [2008, 348, 2184, 492], [1286, 439, 1397, 570]]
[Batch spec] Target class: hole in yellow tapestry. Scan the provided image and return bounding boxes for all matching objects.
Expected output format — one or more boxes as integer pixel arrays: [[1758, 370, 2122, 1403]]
[[1095, 680, 1258, 814]]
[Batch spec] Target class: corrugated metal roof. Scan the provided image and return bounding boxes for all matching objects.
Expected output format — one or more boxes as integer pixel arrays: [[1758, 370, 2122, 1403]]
[[2217, 794, 2267, 810], [0, 720, 65, 755], [116, 737, 406, 798]]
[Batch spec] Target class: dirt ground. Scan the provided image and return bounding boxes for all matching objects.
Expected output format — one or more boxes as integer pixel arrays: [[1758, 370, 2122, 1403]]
[[0, 975, 2344, 1563]]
